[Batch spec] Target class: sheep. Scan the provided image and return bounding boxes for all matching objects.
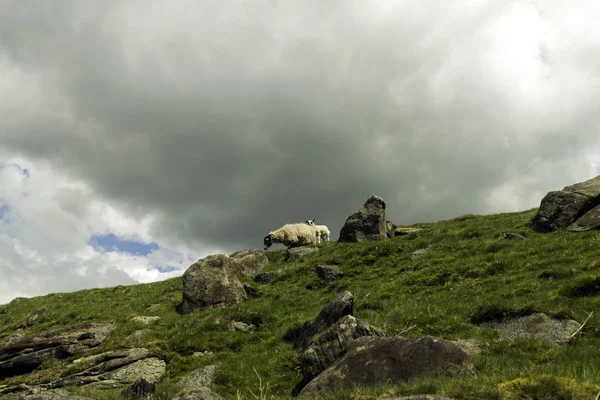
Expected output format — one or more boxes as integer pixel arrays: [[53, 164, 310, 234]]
[[263, 222, 318, 250], [305, 219, 331, 243]]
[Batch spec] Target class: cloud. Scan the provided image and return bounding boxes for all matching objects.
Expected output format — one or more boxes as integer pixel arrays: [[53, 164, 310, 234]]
[[1, 0, 600, 302]]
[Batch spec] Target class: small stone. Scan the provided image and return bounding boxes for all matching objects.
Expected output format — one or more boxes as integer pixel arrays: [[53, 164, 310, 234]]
[[131, 316, 161, 325]]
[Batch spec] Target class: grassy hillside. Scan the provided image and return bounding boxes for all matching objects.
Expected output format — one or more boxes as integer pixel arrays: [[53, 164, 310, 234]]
[[1, 208, 600, 399]]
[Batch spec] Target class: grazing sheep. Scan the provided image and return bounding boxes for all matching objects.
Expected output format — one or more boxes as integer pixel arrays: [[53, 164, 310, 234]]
[[306, 219, 331, 243], [264, 222, 318, 250]]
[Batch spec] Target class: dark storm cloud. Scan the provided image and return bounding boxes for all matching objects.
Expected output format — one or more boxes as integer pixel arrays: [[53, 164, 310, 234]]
[[1, 0, 600, 253]]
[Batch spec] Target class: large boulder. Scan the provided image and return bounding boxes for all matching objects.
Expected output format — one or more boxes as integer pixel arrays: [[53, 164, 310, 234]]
[[228, 249, 269, 277], [299, 336, 475, 397], [532, 175, 600, 232], [339, 195, 389, 242], [178, 251, 266, 314]]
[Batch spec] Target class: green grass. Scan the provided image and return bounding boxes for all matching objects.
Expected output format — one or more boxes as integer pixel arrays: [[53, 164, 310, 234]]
[[2, 208, 600, 399]]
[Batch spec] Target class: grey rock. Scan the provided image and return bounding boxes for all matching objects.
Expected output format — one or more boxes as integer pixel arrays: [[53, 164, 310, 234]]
[[228, 249, 269, 277], [339, 195, 389, 242], [532, 175, 600, 232], [0, 323, 114, 379], [177, 365, 216, 392], [131, 316, 161, 325], [124, 378, 155, 399], [299, 315, 385, 382], [286, 291, 355, 352], [228, 321, 257, 332], [178, 254, 247, 314], [479, 312, 580, 346], [171, 388, 222, 400], [315, 265, 343, 282], [449, 339, 482, 357], [411, 248, 429, 260], [17, 389, 92, 400], [191, 351, 213, 358], [299, 336, 475, 397], [502, 232, 527, 240]]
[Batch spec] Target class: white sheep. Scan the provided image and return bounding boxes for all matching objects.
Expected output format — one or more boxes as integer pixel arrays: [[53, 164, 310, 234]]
[[305, 219, 331, 243], [263, 222, 318, 250]]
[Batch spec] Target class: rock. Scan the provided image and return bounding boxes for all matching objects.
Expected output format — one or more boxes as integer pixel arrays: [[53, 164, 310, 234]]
[[128, 330, 151, 342], [191, 351, 213, 358], [243, 284, 261, 298], [52, 348, 165, 389], [178, 254, 247, 314], [502, 232, 527, 240], [285, 247, 319, 261], [479, 312, 580, 346], [16, 307, 47, 329], [315, 265, 343, 282], [381, 396, 455, 400], [299, 315, 385, 383], [229, 249, 269, 277], [385, 220, 395, 239], [299, 336, 475, 397], [177, 365, 216, 392], [568, 204, 600, 232], [285, 291, 355, 352], [131, 316, 161, 325], [0, 323, 114, 379], [124, 378, 155, 399], [253, 271, 278, 284], [411, 248, 429, 260], [145, 304, 160, 311], [17, 389, 93, 400], [339, 195, 389, 242], [394, 227, 423, 236], [449, 339, 482, 357], [228, 321, 257, 332], [171, 388, 222, 400], [532, 175, 600, 232]]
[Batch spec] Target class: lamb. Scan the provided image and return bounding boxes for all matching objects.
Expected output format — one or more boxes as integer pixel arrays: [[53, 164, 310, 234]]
[[263, 222, 318, 250], [305, 219, 331, 243]]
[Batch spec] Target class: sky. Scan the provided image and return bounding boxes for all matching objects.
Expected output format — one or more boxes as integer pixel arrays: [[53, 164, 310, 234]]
[[2, 0, 600, 304]]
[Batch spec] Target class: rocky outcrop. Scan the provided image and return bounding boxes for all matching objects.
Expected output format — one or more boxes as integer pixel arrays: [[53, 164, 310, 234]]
[[299, 315, 384, 383], [51, 348, 165, 389], [315, 265, 343, 282], [0, 323, 114, 379], [286, 291, 355, 352], [299, 336, 475, 397], [532, 175, 600, 232], [16, 389, 93, 400], [339, 195, 389, 242], [479, 313, 580, 346], [285, 291, 385, 395], [171, 387, 222, 400]]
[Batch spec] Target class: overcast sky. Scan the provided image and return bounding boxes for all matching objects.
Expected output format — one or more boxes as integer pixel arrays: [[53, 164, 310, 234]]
[[1, 0, 600, 304]]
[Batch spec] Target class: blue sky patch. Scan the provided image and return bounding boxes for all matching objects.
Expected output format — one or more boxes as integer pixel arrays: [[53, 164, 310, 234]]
[[155, 266, 179, 273], [88, 233, 159, 256], [0, 162, 30, 178], [0, 203, 8, 220]]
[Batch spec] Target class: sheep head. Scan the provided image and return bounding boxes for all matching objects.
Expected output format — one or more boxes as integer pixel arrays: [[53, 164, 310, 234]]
[[263, 234, 274, 250]]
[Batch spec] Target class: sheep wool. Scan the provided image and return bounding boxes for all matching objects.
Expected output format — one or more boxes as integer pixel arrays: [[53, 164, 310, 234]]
[[306, 219, 331, 243], [264, 223, 318, 250]]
